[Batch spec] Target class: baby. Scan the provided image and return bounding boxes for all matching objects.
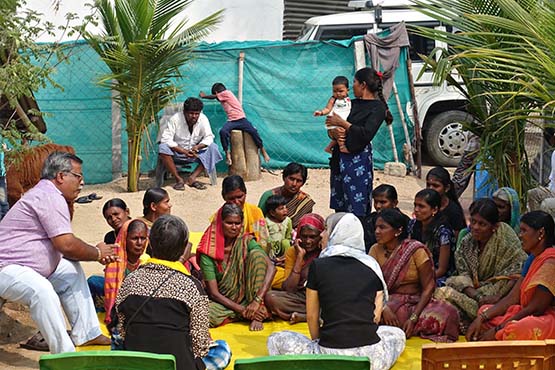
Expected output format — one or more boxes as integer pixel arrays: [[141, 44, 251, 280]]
[[314, 75, 351, 153]]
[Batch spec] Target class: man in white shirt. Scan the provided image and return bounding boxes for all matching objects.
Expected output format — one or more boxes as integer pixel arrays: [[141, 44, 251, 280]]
[[158, 97, 222, 190]]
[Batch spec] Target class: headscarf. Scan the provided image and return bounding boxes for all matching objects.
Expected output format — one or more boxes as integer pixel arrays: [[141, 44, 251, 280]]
[[319, 212, 388, 301], [296, 213, 325, 234], [203, 203, 269, 261], [104, 219, 148, 324], [492, 187, 520, 232]]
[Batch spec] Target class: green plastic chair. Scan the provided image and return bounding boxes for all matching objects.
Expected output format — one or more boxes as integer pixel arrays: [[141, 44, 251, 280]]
[[39, 350, 176, 370], [234, 354, 370, 370]]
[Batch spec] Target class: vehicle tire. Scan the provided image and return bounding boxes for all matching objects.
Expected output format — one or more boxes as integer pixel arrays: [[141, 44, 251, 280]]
[[425, 110, 473, 167]]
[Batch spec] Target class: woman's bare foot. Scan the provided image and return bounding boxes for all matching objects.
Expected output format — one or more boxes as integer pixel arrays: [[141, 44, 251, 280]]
[[249, 319, 264, 331], [80, 334, 111, 346], [289, 312, 306, 324]]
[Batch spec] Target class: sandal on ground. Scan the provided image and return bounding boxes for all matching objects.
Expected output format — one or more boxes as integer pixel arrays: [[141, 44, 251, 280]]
[[75, 196, 93, 204], [20, 331, 49, 352], [187, 181, 207, 190], [87, 193, 103, 201], [173, 182, 185, 191]]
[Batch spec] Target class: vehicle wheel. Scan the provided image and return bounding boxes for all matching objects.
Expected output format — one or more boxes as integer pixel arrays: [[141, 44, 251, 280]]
[[425, 110, 473, 167]]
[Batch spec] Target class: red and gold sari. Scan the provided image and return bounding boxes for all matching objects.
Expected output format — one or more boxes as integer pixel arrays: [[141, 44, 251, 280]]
[[377, 239, 460, 342]]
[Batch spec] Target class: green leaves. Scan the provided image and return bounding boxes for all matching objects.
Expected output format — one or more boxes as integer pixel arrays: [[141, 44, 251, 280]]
[[83, 0, 222, 191], [412, 0, 555, 201]]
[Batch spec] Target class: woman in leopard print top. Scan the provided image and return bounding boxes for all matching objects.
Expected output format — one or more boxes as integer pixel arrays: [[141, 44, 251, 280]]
[[113, 215, 211, 370]]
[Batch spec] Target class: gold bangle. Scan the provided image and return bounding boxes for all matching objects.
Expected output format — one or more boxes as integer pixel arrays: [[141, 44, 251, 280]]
[[254, 295, 263, 304], [480, 310, 490, 321], [409, 313, 418, 323]]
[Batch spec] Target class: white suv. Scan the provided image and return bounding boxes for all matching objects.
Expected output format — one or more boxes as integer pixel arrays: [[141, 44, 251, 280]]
[[298, 0, 470, 167]]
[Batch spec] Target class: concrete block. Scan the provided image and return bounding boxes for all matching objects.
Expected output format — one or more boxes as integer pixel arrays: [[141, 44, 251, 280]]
[[384, 162, 407, 177]]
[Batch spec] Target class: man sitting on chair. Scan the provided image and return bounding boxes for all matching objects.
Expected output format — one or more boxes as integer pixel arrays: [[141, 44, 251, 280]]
[[158, 97, 222, 191]]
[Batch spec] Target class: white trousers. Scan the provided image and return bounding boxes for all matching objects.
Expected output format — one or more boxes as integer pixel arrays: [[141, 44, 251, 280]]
[[0, 259, 102, 353], [267, 326, 406, 370]]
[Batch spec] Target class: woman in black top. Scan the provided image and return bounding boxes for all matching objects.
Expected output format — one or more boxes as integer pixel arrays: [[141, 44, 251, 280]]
[[267, 213, 406, 370], [327, 68, 391, 230], [426, 166, 467, 238]]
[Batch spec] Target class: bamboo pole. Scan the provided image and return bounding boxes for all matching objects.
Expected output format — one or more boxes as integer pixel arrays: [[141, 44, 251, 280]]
[[238, 52, 245, 104], [406, 58, 422, 178]]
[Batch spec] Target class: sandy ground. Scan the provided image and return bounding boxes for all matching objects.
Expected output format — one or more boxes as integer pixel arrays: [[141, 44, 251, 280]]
[[0, 167, 474, 369]]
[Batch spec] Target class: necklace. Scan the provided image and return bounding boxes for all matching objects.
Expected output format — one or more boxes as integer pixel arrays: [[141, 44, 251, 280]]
[[383, 243, 399, 258]]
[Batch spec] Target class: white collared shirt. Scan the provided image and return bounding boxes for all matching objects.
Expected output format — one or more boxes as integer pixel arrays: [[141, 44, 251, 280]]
[[158, 112, 214, 150]]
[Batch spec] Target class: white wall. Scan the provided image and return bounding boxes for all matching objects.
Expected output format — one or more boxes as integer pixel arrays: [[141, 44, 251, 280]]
[[26, 0, 284, 43]]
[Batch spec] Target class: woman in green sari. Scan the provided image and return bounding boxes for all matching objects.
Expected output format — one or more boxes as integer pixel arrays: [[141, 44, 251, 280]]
[[197, 203, 275, 331], [435, 199, 527, 324]]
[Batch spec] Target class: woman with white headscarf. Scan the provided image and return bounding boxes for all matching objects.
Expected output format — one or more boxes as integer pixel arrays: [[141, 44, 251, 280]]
[[267, 213, 406, 370]]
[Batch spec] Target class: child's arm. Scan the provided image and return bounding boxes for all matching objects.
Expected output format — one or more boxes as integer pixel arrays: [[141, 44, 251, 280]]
[[199, 91, 217, 100], [314, 97, 335, 116]]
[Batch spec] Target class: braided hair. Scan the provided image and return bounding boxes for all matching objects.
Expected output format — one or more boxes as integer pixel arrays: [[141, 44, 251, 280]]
[[354, 67, 393, 125]]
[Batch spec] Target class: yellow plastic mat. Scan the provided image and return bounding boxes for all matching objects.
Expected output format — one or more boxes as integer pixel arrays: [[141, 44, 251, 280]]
[[81, 313, 464, 370]]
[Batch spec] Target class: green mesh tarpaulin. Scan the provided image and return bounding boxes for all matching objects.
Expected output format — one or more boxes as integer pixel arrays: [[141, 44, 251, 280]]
[[34, 37, 413, 184]]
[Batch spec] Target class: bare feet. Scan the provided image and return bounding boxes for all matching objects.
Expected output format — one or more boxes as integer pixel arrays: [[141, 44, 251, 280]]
[[289, 312, 306, 324], [249, 319, 264, 331], [81, 334, 110, 346]]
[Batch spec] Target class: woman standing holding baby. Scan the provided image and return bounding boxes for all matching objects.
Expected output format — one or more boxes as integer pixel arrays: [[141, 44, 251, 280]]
[[327, 67, 392, 249]]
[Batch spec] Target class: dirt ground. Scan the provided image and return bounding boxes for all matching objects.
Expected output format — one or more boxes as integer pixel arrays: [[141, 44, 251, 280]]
[[0, 167, 473, 369]]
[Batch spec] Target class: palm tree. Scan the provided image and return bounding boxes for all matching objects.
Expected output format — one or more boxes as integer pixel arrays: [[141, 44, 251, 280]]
[[84, 0, 222, 191], [411, 0, 554, 200]]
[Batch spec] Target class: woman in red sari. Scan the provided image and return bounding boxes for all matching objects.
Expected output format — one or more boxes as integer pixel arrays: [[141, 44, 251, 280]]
[[466, 211, 555, 341], [369, 208, 459, 342]]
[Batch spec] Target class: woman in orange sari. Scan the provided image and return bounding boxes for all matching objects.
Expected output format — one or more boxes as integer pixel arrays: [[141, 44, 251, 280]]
[[87, 219, 149, 323], [466, 211, 555, 341]]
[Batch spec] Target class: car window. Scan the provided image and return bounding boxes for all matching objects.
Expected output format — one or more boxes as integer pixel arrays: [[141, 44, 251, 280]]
[[297, 25, 317, 41], [381, 22, 439, 62], [408, 32, 435, 62], [316, 25, 372, 41]]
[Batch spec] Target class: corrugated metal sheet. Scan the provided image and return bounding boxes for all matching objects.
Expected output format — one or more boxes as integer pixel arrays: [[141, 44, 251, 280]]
[[283, 0, 353, 40]]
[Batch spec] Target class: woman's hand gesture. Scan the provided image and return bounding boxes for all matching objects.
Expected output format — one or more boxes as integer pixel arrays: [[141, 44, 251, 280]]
[[243, 301, 260, 320], [325, 112, 347, 129], [381, 306, 400, 327], [294, 239, 306, 260], [465, 317, 482, 341], [402, 319, 416, 338], [478, 327, 497, 341]]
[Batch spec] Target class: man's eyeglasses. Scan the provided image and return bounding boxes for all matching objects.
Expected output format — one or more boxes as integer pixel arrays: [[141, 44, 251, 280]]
[[65, 171, 84, 181]]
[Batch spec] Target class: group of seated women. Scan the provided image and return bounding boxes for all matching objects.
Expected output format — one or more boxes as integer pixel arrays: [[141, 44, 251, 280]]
[[87, 162, 555, 370]]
